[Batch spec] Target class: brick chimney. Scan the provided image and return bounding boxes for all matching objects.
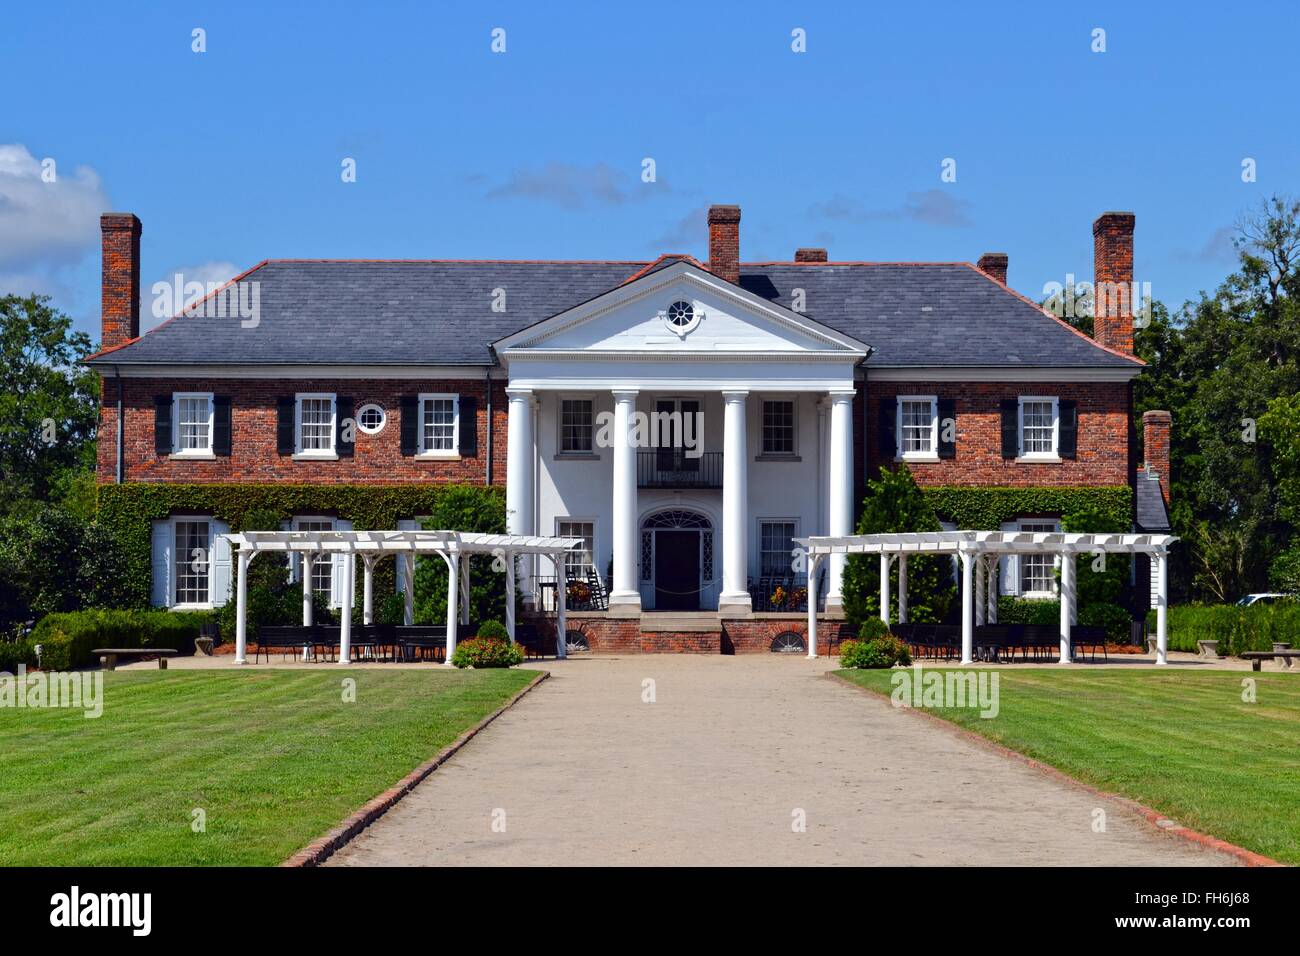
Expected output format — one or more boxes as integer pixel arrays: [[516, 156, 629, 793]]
[[976, 252, 1008, 284], [1143, 409, 1172, 506], [795, 247, 828, 262], [1092, 211, 1135, 355], [707, 204, 741, 284], [101, 213, 142, 349]]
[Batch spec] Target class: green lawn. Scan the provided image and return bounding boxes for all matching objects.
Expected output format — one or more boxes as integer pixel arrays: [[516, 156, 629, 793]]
[[837, 667, 1300, 865], [0, 668, 536, 866]]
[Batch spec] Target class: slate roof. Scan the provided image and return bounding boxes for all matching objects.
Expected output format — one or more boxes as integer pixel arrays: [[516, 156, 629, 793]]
[[1135, 469, 1171, 531], [87, 259, 1140, 369]]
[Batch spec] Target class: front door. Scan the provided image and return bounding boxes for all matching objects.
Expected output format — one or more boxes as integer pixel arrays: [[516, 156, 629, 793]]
[[654, 529, 700, 611]]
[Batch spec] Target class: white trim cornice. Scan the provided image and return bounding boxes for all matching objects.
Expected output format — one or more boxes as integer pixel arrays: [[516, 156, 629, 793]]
[[96, 364, 493, 380], [866, 365, 1142, 383], [501, 349, 862, 363]]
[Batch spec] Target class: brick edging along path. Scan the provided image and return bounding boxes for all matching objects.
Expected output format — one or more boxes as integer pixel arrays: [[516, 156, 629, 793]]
[[282, 670, 550, 867], [827, 671, 1283, 868]]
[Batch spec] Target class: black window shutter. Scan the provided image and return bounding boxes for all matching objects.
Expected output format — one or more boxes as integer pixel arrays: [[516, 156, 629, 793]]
[[937, 398, 956, 459], [1000, 399, 1020, 459], [877, 398, 896, 460], [213, 396, 232, 456], [154, 396, 172, 455], [276, 397, 295, 456], [458, 396, 477, 457], [400, 397, 418, 457], [1058, 399, 1078, 459], [337, 396, 355, 457]]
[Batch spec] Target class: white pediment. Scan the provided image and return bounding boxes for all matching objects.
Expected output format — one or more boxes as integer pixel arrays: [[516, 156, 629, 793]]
[[494, 261, 869, 358]]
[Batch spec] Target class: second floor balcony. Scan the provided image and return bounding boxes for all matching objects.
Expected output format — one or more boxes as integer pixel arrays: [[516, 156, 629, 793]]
[[636, 450, 723, 489]]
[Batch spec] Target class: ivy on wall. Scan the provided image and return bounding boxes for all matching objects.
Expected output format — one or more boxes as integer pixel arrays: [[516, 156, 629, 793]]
[[919, 486, 1132, 531], [96, 483, 507, 610]]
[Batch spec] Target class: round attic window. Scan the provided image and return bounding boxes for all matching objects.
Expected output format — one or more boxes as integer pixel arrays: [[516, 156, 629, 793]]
[[664, 300, 700, 336], [356, 403, 386, 435]]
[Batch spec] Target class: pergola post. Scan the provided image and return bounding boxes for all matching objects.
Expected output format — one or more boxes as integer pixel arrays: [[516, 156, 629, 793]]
[[897, 554, 908, 624], [1155, 550, 1168, 665], [555, 552, 568, 659], [362, 555, 375, 625], [505, 550, 516, 643], [459, 554, 471, 626], [879, 553, 891, 626], [1058, 549, 1074, 664], [986, 556, 998, 623], [302, 553, 314, 626], [234, 550, 250, 665], [806, 553, 820, 658], [975, 557, 986, 626], [445, 550, 460, 665], [402, 553, 415, 626], [338, 552, 354, 664], [960, 550, 974, 665]]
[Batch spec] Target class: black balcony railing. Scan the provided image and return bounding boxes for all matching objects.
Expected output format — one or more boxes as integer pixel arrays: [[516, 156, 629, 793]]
[[637, 451, 722, 488]]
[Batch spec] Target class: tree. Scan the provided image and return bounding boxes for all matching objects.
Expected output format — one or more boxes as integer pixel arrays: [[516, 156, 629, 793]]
[[413, 486, 508, 627], [841, 465, 954, 628], [0, 295, 99, 518]]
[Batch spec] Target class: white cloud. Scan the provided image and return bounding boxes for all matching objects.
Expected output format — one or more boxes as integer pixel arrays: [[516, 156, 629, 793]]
[[0, 144, 109, 268]]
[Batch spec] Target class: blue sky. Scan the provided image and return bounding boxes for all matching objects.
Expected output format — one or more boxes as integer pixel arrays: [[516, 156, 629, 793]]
[[3, 0, 1297, 340]]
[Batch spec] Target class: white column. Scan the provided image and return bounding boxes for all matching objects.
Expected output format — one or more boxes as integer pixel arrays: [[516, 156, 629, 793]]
[[339, 553, 354, 664], [987, 557, 999, 623], [806, 553, 820, 658], [506, 388, 535, 608], [505, 551, 516, 643], [302, 554, 314, 626], [960, 551, 974, 665], [609, 389, 641, 615], [1155, 550, 1168, 665], [362, 555, 374, 626], [234, 550, 250, 665], [402, 553, 415, 626], [720, 390, 752, 615], [825, 391, 855, 610], [975, 557, 986, 626], [445, 551, 459, 665], [898, 554, 908, 624], [555, 554, 568, 659], [879, 553, 891, 625], [460, 554, 471, 625], [1059, 549, 1074, 664]]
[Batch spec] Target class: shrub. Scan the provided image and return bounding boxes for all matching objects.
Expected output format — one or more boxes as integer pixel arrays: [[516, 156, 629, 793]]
[[29, 609, 209, 670], [450, 637, 524, 669], [856, 617, 890, 641], [377, 592, 406, 626], [1147, 602, 1300, 655], [840, 634, 911, 669], [476, 620, 508, 641], [0, 638, 34, 672]]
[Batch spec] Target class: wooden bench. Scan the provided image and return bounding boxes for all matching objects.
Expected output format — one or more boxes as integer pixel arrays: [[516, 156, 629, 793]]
[[94, 648, 178, 671], [1241, 649, 1300, 671]]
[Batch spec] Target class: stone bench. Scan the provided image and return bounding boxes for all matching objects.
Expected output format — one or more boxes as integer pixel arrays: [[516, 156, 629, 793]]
[[1197, 639, 1220, 659], [94, 648, 178, 671], [1241, 649, 1300, 672]]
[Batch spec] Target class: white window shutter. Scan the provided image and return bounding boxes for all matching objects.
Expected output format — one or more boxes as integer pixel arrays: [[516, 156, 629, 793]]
[[210, 519, 232, 606], [999, 520, 1019, 595], [151, 520, 172, 608]]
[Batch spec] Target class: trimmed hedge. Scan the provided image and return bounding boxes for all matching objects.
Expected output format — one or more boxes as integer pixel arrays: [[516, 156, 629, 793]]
[[997, 597, 1133, 643], [921, 486, 1132, 531], [1145, 602, 1300, 656], [0, 638, 35, 672], [28, 609, 211, 671], [96, 483, 508, 611]]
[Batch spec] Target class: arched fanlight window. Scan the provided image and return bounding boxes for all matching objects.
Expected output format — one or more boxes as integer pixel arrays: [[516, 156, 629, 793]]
[[640, 510, 714, 582]]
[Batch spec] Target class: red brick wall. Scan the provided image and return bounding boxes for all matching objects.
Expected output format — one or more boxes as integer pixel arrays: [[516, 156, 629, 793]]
[[97, 376, 509, 485], [557, 613, 852, 654], [865, 380, 1130, 487]]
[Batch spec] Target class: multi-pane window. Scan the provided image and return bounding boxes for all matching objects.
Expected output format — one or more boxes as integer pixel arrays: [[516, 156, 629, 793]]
[[174, 394, 213, 453], [898, 397, 936, 456], [297, 395, 335, 453], [557, 520, 594, 581], [759, 520, 797, 577], [174, 520, 211, 606], [560, 399, 594, 453], [294, 519, 335, 601], [420, 395, 458, 453], [762, 400, 796, 455], [1020, 398, 1057, 456], [1020, 520, 1059, 596]]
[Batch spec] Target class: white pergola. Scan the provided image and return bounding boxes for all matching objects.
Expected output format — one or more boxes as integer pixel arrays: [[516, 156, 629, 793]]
[[797, 531, 1177, 665], [221, 530, 586, 665]]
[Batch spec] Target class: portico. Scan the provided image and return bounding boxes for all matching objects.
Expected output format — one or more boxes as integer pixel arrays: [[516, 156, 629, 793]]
[[493, 257, 870, 620]]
